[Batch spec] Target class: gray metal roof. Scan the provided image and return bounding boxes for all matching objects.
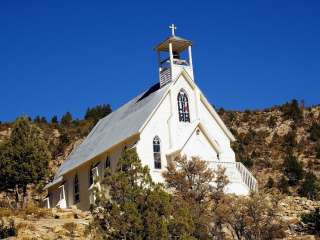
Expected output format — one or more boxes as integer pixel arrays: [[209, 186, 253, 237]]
[[52, 82, 170, 181]]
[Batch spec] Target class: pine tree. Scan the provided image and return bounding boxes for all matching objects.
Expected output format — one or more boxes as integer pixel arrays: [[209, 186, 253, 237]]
[[280, 99, 303, 124], [85, 104, 112, 125], [61, 112, 73, 127], [34, 116, 47, 124], [33, 115, 41, 123], [51, 115, 58, 124], [282, 154, 304, 186], [90, 149, 171, 239], [0, 117, 51, 208]]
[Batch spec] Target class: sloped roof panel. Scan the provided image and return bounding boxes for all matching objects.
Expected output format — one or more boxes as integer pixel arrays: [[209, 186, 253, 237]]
[[53, 83, 169, 179]]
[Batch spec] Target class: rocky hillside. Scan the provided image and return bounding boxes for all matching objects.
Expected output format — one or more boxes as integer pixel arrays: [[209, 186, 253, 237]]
[[218, 100, 320, 195], [0, 207, 91, 239], [0, 101, 320, 194], [1, 101, 320, 239]]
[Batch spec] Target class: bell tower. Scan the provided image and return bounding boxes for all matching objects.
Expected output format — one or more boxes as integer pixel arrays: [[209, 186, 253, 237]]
[[155, 24, 194, 87]]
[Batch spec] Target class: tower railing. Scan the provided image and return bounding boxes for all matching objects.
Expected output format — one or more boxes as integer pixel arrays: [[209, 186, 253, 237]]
[[209, 161, 258, 192]]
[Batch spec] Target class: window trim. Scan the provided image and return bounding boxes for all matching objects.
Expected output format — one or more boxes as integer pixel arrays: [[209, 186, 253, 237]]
[[58, 184, 65, 201]]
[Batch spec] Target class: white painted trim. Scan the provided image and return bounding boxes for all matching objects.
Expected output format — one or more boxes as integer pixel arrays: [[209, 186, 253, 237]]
[[188, 46, 193, 69], [43, 197, 50, 208], [199, 95, 236, 142], [57, 184, 67, 209], [165, 121, 222, 157], [169, 42, 174, 71]]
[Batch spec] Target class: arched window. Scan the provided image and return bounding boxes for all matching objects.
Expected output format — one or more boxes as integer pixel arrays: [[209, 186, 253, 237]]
[[153, 136, 161, 169], [177, 89, 190, 122], [74, 174, 80, 203]]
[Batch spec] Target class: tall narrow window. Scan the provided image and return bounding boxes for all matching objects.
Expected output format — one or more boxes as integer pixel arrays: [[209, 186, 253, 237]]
[[177, 89, 190, 122], [153, 136, 161, 169], [105, 156, 111, 168], [89, 165, 94, 186], [89, 164, 99, 187], [74, 174, 80, 203]]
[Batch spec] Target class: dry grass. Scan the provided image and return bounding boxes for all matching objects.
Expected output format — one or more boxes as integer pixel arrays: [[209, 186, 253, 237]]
[[23, 206, 52, 219], [63, 222, 77, 234], [0, 208, 13, 218], [16, 221, 36, 231], [0, 206, 53, 221]]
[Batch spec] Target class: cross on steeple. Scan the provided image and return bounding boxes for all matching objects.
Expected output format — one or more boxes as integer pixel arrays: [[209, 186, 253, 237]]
[[169, 24, 177, 36]]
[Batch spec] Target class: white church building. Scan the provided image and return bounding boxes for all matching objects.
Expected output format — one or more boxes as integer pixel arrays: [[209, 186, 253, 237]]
[[45, 26, 257, 210]]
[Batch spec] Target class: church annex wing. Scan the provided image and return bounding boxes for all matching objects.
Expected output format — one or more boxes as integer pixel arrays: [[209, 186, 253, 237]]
[[49, 82, 170, 185]]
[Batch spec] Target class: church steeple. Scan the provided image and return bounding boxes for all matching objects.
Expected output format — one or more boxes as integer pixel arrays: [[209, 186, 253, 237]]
[[155, 25, 194, 87]]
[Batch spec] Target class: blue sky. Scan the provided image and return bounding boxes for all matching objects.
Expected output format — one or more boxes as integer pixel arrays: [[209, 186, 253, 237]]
[[1, 1, 319, 122]]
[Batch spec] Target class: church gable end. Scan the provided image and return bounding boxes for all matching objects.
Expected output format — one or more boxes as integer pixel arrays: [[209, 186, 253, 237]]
[[45, 25, 257, 211]]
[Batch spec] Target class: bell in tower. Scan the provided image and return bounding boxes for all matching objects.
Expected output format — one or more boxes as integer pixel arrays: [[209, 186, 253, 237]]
[[155, 24, 194, 88], [172, 51, 180, 59]]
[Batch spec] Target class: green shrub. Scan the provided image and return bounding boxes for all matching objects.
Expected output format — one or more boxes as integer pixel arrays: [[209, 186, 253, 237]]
[[243, 110, 251, 122], [282, 128, 297, 150], [299, 172, 319, 200], [265, 177, 275, 189], [316, 142, 320, 159], [280, 99, 303, 124], [277, 175, 289, 194], [268, 115, 277, 128], [241, 157, 254, 168], [226, 112, 236, 123], [0, 218, 16, 239], [243, 129, 256, 145], [282, 154, 304, 186], [309, 122, 320, 142], [218, 107, 225, 115], [301, 208, 320, 234]]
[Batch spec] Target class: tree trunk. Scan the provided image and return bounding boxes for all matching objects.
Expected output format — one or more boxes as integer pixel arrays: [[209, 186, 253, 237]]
[[14, 185, 22, 209], [22, 186, 28, 209]]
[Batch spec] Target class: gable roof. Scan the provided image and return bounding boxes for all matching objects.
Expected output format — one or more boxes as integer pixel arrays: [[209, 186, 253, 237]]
[[53, 82, 170, 181], [166, 120, 222, 158]]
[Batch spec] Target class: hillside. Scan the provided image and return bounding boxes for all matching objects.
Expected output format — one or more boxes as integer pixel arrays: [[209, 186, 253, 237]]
[[218, 100, 320, 195], [1, 101, 320, 195], [1, 101, 320, 239]]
